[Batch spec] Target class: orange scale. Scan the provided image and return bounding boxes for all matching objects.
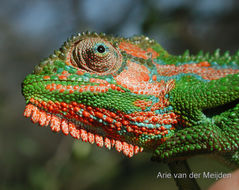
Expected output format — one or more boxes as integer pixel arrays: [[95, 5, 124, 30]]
[[59, 88, 65, 93], [59, 75, 67, 80], [48, 105, 53, 112], [29, 98, 35, 103], [155, 131, 161, 135], [122, 142, 130, 157], [114, 122, 122, 128], [61, 119, 69, 135], [138, 131, 143, 135], [62, 107, 68, 112], [86, 106, 93, 111], [136, 116, 144, 122], [164, 119, 170, 124], [115, 140, 123, 152], [122, 120, 129, 125], [62, 71, 68, 75], [43, 76, 50, 80], [60, 102, 67, 108], [134, 145, 140, 154], [110, 112, 117, 118], [45, 84, 51, 90], [99, 83, 105, 87], [116, 86, 122, 91], [152, 75, 157, 81], [89, 86, 95, 92], [31, 107, 40, 123], [70, 127, 80, 139], [24, 104, 34, 117], [79, 104, 85, 109], [38, 110, 47, 126], [95, 87, 100, 92], [73, 107, 80, 112], [105, 117, 114, 123], [76, 70, 84, 75], [45, 113, 52, 126], [69, 89, 74, 94], [56, 84, 62, 89], [160, 126, 166, 131], [88, 132, 95, 144], [50, 115, 61, 132], [110, 84, 116, 90], [121, 84, 127, 88], [70, 102, 77, 107], [78, 88, 84, 93], [80, 129, 88, 142], [72, 86, 79, 90], [95, 111, 104, 119], [169, 112, 176, 117], [88, 118, 94, 122], [151, 116, 159, 123], [104, 137, 111, 150], [95, 134, 104, 147]]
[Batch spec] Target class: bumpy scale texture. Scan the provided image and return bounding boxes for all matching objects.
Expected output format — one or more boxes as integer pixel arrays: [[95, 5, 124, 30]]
[[22, 32, 239, 163]]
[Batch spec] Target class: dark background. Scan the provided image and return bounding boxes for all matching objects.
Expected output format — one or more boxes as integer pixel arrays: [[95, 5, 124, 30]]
[[0, 0, 238, 189]]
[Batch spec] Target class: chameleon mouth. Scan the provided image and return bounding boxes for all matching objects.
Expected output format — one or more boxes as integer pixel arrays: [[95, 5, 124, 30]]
[[23, 103, 143, 157]]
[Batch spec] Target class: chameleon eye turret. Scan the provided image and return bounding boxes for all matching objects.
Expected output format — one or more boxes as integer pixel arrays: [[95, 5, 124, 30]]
[[70, 37, 122, 74]]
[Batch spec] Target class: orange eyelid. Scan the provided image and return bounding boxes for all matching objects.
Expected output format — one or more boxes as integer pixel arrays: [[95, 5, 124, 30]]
[[66, 37, 122, 75]]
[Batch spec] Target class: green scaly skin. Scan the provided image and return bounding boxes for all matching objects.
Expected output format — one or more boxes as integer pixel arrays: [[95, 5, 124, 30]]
[[22, 32, 239, 166]]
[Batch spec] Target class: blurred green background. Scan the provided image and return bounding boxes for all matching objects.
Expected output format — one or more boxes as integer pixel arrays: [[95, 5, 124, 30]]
[[0, 0, 239, 189]]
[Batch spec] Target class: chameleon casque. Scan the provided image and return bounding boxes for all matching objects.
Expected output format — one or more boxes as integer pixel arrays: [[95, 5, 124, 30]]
[[22, 32, 239, 166]]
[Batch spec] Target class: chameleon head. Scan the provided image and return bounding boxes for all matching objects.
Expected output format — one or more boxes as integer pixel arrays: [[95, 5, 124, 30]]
[[22, 32, 178, 157]]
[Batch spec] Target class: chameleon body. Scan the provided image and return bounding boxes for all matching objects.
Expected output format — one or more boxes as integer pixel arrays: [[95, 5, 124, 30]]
[[22, 32, 239, 163]]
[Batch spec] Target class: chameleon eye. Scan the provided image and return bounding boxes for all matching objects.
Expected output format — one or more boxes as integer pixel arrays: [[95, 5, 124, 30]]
[[71, 38, 122, 74], [93, 43, 109, 57], [96, 44, 106, 53]]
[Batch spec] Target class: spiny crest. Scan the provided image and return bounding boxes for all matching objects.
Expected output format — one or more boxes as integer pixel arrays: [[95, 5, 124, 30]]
[[175, 49, 239, 66]]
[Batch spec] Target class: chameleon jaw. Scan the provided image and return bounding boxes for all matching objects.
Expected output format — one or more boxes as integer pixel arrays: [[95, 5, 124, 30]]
[[23, 103, 143, 158]]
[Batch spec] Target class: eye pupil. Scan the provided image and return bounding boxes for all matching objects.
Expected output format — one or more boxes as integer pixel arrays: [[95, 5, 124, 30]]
[[97, 45, 105, 53]]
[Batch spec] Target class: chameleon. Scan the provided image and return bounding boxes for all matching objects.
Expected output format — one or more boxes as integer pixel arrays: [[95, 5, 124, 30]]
[[22, 31, 239, 166]]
